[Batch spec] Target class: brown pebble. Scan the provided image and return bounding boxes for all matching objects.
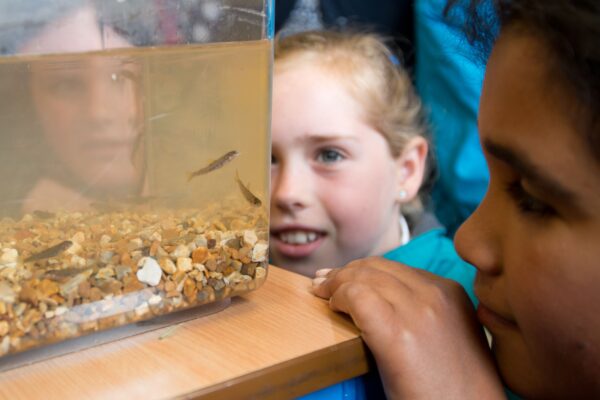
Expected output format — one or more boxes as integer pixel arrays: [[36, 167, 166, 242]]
[[19, 283, 39, 306], [89, 288, 103, 302], [149, 241, 160, 257], [164, 281, 176, 292], [122, 277, 145, 294], [191, 247, 208, 264], [225, 238, 241, 250], [162, 229, 179, 241], [78, 281, 92, 298], [241, 263, 257, 277], [38, 279, 59, 298], [183, 278, 197, 301], [205, 257, 217, 272]]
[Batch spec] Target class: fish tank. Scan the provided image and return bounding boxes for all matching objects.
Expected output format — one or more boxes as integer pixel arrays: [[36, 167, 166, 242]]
[[0, 0, 272, 361]]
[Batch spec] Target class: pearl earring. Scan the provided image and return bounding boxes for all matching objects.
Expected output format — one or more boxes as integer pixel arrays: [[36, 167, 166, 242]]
[[399, 189, 408, 200]]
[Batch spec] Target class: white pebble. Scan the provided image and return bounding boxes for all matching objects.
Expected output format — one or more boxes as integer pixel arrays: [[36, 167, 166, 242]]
[[135, 302, 150, 317], [136, 257, 162, 286], [251, 242, 269, 262], [194, 235, 208, 247], [150, 231, 162, 242], [65, 241, 82, 255], [0, 336, 9, 356], [243, 230, 258, 246], [171, 244, 190, 259], [100, 234, 112, 246], [255, 266, 267, 281], [0, 248, 17, 269], [177, 257, 193, 272], [193, 263, 207, 273], [148, 295, 162, 306], [70, 255, 86, 268], [71, 231, 85, 244]]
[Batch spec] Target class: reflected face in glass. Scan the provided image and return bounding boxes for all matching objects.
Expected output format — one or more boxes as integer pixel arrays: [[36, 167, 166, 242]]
[[22, 5, 143, 191], [29, 57, 142, 190], [270, 63, 403, 276], [454, 31, 600, 398]]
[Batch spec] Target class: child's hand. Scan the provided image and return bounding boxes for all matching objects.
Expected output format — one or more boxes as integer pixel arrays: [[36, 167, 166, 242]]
[[312, 257, 505, 400]]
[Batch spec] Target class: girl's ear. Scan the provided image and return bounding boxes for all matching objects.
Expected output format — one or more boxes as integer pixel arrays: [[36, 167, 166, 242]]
[[394, 136, 429, 203]]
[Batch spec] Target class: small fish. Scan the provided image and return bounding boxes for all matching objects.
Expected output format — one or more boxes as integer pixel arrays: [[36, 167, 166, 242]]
[[235, 170, 262, 207], [187, 150, 240, 182], [43, 267, 92, 281], [25, 240, 73, 263]]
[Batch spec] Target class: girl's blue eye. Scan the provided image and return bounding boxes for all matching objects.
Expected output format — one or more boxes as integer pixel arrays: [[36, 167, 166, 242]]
[[316, 149, 344, 164], [506, 181, 556, 217]]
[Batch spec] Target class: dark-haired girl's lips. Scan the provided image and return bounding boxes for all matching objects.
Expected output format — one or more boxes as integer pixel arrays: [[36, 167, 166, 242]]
[[476, 302, 518, 332]]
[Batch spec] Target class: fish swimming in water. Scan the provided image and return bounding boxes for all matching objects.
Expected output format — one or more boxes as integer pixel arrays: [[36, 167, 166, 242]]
[[25, 240, 73, 263], [235, 170, 262, 207], [187, 150, 240, 182], [43, 267, 92, 281]]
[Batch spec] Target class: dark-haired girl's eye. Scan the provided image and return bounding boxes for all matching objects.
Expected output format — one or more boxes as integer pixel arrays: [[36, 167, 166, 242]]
[[316, 148, 344, 164], [506, 181, 556, 217]]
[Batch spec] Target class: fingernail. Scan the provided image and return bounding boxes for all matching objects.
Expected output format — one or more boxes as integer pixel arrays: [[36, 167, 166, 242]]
[[315, 268, 332, 277], [312, 277, 326, 287]]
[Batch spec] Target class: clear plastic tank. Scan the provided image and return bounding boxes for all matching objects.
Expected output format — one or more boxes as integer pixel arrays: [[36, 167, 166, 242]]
[[0, 0, 272, 359]]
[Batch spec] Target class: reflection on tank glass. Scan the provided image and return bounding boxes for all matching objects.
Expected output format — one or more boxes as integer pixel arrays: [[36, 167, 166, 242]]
[[0, 1, 271, 359]]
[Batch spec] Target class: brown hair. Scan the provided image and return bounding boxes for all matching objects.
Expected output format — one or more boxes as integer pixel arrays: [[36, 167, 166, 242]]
[[274, 30, 435, 215]]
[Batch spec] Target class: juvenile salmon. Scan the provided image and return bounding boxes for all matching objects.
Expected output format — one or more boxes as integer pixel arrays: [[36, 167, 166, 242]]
[[25, 240, 73, 263], [235, 170, 262, 207], [187, 150, 240, 182]]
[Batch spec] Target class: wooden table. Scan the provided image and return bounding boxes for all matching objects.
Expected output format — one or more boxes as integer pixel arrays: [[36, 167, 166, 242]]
[[0, 267, 370, 399]]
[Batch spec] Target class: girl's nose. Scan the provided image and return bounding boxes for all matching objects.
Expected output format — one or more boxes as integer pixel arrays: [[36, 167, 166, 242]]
[[271, 163, 311, 213], [86, 74, 115, 122], [454, 188, 503, 276]]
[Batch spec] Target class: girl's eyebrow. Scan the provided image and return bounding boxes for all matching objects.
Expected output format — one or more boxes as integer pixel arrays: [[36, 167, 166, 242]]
[[483, 139, 577, 203], [304, 133, 360, 143]]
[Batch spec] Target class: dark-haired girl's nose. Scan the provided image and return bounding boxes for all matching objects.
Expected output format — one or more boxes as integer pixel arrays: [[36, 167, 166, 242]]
[[454, 189, 503, 276]]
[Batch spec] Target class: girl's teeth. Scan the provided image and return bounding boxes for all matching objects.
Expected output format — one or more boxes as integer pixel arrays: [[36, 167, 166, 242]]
[[279, 231, 318, 244]]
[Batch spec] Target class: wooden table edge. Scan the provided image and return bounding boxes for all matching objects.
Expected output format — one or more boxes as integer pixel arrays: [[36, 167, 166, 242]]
[[176, 337, 370, 400]]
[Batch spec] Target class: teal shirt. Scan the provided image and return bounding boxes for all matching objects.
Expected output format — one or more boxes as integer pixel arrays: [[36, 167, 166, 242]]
[[298, 227, 477, 400]]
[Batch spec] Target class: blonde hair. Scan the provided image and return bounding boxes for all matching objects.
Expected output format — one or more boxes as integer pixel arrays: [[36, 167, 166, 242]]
[[274, 30, 434, 215]]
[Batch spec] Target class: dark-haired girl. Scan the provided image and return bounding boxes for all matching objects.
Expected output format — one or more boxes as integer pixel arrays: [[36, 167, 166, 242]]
[[312, 1, 600, 398]]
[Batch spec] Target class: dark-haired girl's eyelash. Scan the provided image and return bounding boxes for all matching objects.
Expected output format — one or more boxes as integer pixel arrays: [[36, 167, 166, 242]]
[[506, 181, 556, 217]]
